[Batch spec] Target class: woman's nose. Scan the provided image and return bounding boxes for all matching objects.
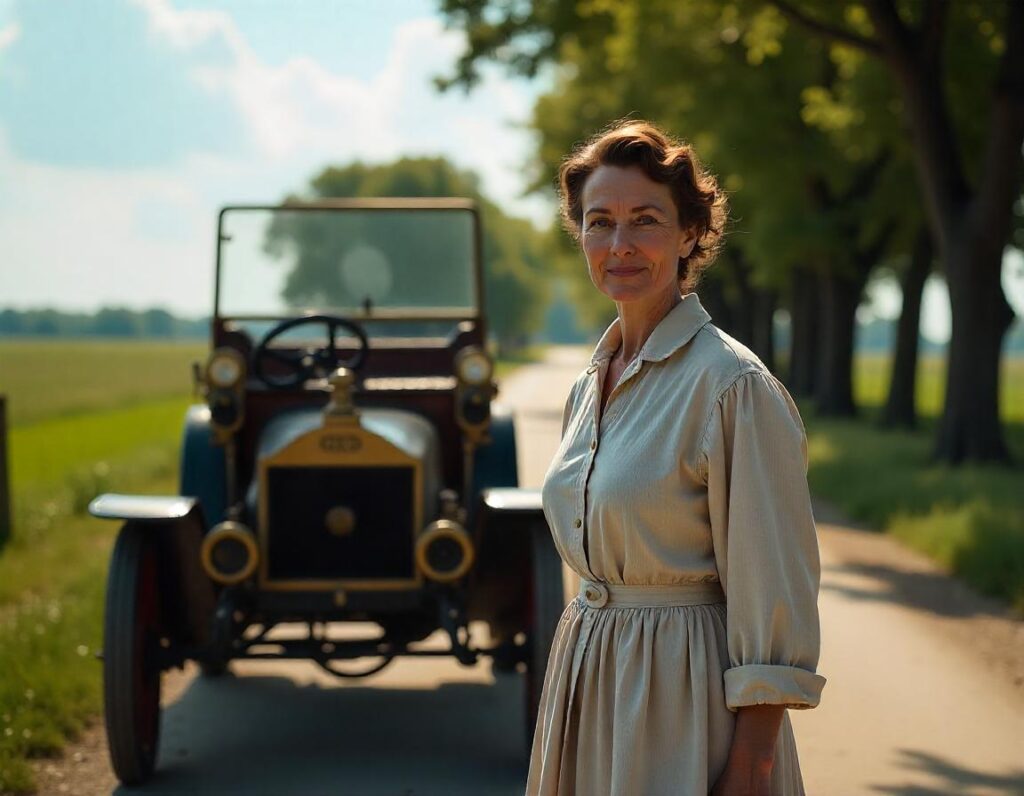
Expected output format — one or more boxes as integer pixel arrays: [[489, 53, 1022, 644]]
[[610, 224, 635, 256]]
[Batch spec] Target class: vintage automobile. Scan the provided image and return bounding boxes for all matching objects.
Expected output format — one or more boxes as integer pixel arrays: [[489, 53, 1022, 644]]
[[89, 198, 565, 785]]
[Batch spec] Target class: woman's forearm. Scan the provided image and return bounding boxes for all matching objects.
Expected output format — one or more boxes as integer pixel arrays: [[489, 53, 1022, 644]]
[[729, 704, 785, 769]]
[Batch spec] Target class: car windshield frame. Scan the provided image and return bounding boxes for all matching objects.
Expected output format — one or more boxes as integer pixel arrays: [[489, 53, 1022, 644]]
[[213, 198, 484, 322]]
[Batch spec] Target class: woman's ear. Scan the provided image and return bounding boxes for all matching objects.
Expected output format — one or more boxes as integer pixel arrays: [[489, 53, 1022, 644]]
[[679, 228, 698, 259]]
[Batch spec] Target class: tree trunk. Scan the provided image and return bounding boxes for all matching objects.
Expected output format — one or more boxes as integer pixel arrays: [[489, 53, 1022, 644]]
[[882, 227, 931, 428], [814, 270, 862, 416], [751, 288, 777, 374], [788, 269, 820, 398], [934, 233, 1015, 462]]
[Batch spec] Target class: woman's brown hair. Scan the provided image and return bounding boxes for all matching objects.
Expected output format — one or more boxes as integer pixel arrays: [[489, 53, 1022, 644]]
[[558, 119, 727, 290]]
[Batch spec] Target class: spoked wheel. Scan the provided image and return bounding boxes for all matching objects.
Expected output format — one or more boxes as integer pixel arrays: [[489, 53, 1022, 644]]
[[524, 522, 566, 750], [103, 524, 163, 785]]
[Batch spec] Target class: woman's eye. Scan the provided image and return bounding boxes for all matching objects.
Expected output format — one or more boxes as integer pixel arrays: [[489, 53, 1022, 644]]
[[635, 215, 657, 225], [588, 218, 611, 229]]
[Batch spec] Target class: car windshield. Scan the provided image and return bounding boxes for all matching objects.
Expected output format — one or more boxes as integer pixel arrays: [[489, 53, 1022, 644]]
[[216, 203, 479, 321]]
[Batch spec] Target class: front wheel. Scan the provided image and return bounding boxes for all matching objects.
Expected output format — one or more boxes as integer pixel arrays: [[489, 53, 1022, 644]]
[[103, 524, 163, 785], [524, 522, 565, 750]]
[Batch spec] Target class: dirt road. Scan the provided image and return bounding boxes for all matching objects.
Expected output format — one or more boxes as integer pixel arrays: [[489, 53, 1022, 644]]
[[34, 347, 1024, 795]]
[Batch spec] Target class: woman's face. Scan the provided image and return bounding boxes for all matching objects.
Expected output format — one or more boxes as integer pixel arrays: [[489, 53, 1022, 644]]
[[580, 165, 697, 306]]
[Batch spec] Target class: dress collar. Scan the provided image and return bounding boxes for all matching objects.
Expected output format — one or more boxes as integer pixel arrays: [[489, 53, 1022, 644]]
[[590, 292, 712, 367]]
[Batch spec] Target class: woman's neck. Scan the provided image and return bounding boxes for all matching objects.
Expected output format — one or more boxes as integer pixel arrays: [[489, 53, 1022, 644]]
[[614, 288, 682, 362]]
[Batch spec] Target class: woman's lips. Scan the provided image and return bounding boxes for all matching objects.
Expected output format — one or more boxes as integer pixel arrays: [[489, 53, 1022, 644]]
[[606, 266, 645, 276]]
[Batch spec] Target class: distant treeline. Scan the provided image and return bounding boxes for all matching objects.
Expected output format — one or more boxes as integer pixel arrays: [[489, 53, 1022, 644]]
[[0, 307, 207, 339]]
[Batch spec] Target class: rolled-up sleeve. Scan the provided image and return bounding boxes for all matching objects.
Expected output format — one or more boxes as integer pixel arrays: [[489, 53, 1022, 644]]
[[701, 369, 826, 710]]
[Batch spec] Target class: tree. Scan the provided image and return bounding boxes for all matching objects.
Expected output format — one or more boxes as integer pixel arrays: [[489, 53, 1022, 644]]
[[268, 158, 549, 353], [141, 308, 175, 338], [771, 0, 1023, 461], [93, 307, 140, 337], [882, 225, 933, 428]]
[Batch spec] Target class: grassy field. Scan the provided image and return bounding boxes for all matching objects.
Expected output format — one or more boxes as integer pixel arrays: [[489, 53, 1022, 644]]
[[804, 352, 1024, 613], [0, 341, 199, 793], [852, 352, 1024, 422], [0, 340, 204, 427]]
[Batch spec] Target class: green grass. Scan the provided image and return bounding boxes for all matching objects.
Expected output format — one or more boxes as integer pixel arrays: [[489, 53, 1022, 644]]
[[0, 533, 111, 793], [852, 352, 1024, 422], [7, 397, 191, 495], [0, 340, 198, 792], [0, 436, 179, 794], [0, 339, 204, 427], [805, 353, 1024, 614]]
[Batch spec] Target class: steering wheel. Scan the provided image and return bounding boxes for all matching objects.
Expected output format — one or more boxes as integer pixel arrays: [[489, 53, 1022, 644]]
[[251, 314, 369, 389]]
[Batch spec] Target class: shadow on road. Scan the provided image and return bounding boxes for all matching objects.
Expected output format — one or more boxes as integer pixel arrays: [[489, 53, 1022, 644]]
[[820, 559, 1011, 620], [869, 748, 1024, 794], [114, 669, 528, 796]]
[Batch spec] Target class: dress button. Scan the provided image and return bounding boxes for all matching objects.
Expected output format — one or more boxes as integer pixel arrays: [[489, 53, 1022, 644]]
[[574, 518, 582, 529], [582, 582, 609, 608], [590, 439, 596, 450]]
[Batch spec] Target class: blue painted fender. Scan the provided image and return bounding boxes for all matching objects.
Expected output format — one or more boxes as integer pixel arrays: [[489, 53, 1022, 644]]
[[472, 402, 518, 493], [179, 405, 227, 527]]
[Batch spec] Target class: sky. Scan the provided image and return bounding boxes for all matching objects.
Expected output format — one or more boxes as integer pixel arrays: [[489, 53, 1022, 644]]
[[0, 0, 549, 317], [0, 0, 1021, 342]]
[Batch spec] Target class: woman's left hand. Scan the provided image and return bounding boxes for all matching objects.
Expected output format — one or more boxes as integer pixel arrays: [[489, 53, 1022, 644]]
[[709, 752, 773, 795], [709, 704, 785, 795]]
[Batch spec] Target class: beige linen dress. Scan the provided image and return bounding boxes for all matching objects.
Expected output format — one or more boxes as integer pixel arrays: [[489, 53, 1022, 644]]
[[528, 293, 825, 795]]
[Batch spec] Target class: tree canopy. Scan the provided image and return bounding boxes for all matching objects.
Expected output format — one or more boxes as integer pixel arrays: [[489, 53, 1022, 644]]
[[440, 0, 1024, 463]]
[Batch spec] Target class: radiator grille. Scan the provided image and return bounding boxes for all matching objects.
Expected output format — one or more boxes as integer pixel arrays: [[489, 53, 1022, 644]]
[[265, 466, 415, 582]]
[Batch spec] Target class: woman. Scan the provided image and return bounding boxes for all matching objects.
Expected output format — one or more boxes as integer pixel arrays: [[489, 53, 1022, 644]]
[[530, 120, 825, 795]]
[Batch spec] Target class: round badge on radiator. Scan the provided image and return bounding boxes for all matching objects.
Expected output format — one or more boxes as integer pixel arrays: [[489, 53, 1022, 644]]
[[325, 506, 356, 536]]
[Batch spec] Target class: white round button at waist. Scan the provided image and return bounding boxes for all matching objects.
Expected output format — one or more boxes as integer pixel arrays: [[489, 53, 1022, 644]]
[[582, 582, 609, 608]]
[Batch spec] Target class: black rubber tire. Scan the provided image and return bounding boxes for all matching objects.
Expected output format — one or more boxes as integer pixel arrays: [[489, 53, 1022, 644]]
[[103, 524, 162, 785], [524, 522, 565, 750]]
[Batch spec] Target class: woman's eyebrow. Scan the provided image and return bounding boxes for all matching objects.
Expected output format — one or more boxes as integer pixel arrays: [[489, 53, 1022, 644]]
[[584, 204, 665, 217]]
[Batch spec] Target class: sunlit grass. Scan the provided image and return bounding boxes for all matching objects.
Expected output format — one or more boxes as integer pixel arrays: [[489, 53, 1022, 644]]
[[0, 436, 179, 794], [802, 391, 1024, 614], [852, 352, 1024, 422], [0, 339, 203, 427], [8, 397, 191, 495], [0, 340, 193, 792], [0, 551, 109, 794]]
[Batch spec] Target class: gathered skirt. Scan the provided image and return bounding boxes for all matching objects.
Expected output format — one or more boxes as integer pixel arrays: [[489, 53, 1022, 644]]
[[525, 594, 806, 795]]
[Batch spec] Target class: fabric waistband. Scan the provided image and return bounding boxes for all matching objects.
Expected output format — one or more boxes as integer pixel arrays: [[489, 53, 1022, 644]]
[[577, 579, 725, 609]]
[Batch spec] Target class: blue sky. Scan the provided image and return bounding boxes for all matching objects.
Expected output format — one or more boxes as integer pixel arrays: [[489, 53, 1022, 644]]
[[0, 0, 1020, 340]]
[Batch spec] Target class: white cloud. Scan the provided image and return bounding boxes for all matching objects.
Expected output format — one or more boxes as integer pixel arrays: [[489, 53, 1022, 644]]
[[130, 0, 241, 52], [0, 129, 215, 314], [0, 21, 19, 51], [128, 0, 550, 210]]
